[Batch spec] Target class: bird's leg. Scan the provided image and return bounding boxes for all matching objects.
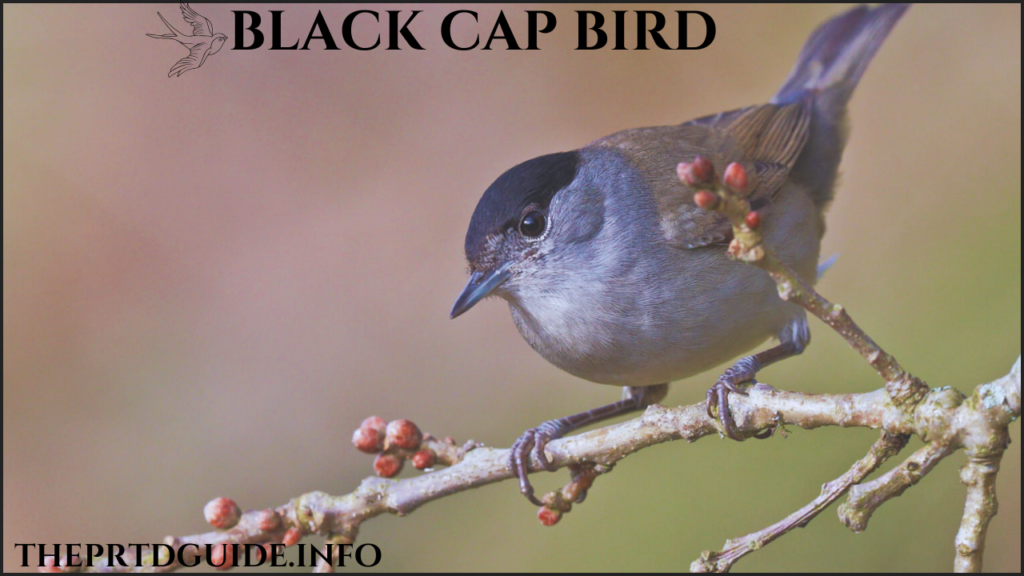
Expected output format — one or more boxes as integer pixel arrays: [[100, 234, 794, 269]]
[[510, 383, 669, 506], [707, 318, 810, 440]]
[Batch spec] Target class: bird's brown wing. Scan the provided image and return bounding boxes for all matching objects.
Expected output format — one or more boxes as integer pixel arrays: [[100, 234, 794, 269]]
[[589, 101, 811, 249]]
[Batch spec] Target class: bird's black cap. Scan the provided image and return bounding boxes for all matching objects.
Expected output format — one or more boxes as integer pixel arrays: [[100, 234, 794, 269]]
[[465, 151, 580, 266]]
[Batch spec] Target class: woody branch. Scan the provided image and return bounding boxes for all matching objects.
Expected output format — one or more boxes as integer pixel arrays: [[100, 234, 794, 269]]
[[52, 357, 1019, 573]]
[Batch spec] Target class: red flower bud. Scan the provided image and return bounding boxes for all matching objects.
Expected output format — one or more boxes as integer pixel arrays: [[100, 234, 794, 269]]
[[724, 162, 748, 194], [257, 509, 280, 531], [40, 557, 62, 573], [351, 426, 384, 454], [385, 419, 422, 451], [677, 157, 714, 187], [676, 162, 697, 187], [676, 162, 691, 185], [374, 453, 404, 478], [360, 416, 387, 434], [537, 507, 562, 527], [745, 210, 761, 229], [692, 156, 714, 182], [204, 497, 241, 530], [282, 528, 303, 547], [693, 191, 719, 210], [411, 450, 436, 470]]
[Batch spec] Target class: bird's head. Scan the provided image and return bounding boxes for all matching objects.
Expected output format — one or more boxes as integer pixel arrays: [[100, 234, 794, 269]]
[[210, 33, 228, 55], [451, 150, 614, 319]]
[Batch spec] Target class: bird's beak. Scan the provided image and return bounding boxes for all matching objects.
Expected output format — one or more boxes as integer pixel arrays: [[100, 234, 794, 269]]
[[450, 262, 512, 319]]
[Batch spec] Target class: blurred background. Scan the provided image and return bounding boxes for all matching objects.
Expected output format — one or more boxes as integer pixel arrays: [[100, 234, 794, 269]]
[[4, 3, 1020, 572]]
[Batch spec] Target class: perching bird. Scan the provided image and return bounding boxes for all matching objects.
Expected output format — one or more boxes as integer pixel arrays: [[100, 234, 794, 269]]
[[147, 3, 227, 78], [451, 4, 910, 505]]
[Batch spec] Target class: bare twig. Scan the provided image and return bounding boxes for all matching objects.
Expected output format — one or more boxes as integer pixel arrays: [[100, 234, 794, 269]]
[[839, 441, 956, 532], [691, 431, 908, 573], [951, 356, 1020, 573], [954, 457, 1001, 572]]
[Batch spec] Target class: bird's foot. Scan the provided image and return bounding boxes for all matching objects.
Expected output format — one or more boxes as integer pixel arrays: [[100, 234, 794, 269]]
[[507, 386, 667, 505], [509, 424, 562, 506], [705, 360, 771, 440]]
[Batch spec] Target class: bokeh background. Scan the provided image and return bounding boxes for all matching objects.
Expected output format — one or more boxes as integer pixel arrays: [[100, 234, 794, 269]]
[[4, 3, 1020, 572]]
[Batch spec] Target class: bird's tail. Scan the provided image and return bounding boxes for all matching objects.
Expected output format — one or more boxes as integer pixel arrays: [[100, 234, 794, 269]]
[[773, 4, 909, 209], [146, 12, 183, 39]]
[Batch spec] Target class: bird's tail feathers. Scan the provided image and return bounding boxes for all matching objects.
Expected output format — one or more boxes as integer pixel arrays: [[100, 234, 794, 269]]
[[772, 4, 909, 110], [774, 4, 909, 210], [152, 12, 183, 37]]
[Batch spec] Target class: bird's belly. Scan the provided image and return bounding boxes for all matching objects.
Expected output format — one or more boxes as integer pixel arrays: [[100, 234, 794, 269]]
[[507, 261, 795, 387]]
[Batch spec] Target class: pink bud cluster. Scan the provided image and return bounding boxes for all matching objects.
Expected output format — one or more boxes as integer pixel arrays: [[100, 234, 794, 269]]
[[676, 158, 759, 229], [535, 465, 600, 527], [351, 416, 437, 478]]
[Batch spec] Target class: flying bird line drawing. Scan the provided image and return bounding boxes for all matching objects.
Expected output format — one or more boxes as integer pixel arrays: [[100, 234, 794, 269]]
[[147, 3, 227, 77]]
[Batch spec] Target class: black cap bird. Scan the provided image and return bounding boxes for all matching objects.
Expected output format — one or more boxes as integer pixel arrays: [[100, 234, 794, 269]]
[[451, 4, 911, 505]]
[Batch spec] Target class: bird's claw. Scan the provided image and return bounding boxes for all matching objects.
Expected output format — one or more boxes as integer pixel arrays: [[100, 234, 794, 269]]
[[509, 427, 558, 506], [706, 381, 742, 440], [705, 363, 759, 440]]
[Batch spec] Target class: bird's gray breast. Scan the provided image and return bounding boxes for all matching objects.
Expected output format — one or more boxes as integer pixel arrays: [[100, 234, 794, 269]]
[[507, 246, 784, 387]]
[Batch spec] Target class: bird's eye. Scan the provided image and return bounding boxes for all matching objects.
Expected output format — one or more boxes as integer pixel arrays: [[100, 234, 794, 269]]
[[518, 211, 546, 237]]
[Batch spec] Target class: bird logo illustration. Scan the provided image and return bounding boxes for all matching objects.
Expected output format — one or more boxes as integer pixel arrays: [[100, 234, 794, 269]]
[[147, 3, 227, 77]]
